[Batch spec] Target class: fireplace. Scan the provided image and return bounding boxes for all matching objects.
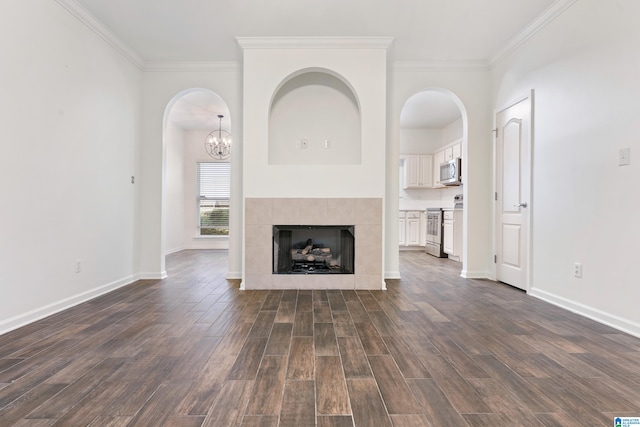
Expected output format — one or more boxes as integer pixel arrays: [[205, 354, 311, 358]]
[[244, 198, 383, 290], [273, 225, 354, 274]]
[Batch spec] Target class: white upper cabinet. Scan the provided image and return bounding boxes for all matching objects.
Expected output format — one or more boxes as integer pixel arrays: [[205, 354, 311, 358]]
[[401, 140, 461, 190], [443, 141, 462, 161], [452, 142, 461, 159], [432, 149, 446, 188], [402, 154, 433, 189], [431, 140, 462, 189]]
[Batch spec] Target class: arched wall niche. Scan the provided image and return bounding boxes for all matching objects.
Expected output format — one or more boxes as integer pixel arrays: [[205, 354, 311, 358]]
[[268, 68, 362, 165]]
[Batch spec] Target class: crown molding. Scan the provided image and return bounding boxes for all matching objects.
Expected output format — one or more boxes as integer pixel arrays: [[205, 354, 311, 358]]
[[392, 60, 489, 72], [489, 0, 578, 68], [236, 36, 394, 50], [55, 0, 576, 74], [55, 0, 145, 69], [144, 61, 240, 72]]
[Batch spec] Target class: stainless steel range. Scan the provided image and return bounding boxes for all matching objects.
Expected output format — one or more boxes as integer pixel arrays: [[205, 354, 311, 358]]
[[425, 208, 446, 257]]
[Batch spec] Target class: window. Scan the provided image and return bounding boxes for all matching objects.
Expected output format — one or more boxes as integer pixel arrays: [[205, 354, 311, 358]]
[[198, 162, 230, 235]]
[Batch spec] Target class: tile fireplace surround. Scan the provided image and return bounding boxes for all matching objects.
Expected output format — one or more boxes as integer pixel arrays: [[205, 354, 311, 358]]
[[244, 198, 384, 290]]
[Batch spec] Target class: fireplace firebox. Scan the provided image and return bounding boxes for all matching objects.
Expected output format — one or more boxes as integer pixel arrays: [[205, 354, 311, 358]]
[[273, 225, 354, 274]]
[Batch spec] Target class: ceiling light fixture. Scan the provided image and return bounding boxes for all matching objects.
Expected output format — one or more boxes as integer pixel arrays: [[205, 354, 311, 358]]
[[204, 114, 232, 160]]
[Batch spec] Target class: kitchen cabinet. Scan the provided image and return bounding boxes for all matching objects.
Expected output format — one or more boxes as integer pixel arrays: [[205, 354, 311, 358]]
[[402, 155, 433, 189], [399, 210, 423, 248], [419, 211, 427, 246], [432, 141, 461, 188], [444, 141, 461, 161], [432, 149, 445, 188], [406, 215, 421, 246], [443, 209, 462, 261]]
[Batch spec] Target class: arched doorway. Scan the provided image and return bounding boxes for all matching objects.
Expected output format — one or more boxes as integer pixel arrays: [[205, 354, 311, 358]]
[[398, 89, 468, 272], [162, 89, 232, 265]]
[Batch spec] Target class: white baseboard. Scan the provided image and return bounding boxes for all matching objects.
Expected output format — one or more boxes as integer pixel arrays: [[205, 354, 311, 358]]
[[0, 274, 139, 336], [185, 241, 229, 250], [226, 271, 242, 280], [384, 271, 401, 280], [165, 246, 185, 255], [461, 270, 491, 279], [138, 271, 168, 280], [530, 287, 640, 339]]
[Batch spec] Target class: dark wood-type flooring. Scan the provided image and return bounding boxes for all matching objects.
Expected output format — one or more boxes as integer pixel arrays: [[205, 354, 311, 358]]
[[1, 250, 640, 426]]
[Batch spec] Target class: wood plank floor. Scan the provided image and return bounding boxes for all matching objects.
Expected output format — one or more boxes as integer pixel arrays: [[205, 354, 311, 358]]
[[1, 250, 640, 426]]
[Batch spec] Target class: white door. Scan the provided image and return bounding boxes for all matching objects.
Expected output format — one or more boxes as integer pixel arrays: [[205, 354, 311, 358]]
[[495, 93, 532, 291]]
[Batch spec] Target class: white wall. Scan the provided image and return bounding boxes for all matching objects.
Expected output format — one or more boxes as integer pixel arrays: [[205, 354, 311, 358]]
[[399, 128, 442, 154], [491, 0, 640, 335], [164, 121, 185, 254], [0, 0, 142, 332], [442, 118, 463, 144]]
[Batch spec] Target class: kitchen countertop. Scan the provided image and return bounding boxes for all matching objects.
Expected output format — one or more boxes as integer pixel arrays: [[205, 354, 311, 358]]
[[400, 207, 461, 211]]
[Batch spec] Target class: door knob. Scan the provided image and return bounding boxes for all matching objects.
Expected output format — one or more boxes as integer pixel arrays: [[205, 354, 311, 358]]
[[513, 202, 528, 208]]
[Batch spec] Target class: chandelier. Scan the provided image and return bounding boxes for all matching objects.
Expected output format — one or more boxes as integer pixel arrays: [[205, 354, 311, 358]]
[[204, 114, 232, 159]]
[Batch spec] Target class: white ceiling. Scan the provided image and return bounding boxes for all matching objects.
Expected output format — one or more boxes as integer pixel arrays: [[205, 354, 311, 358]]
[[72, 0, 558, 64], [400, 91, 462, 129], [71, 0, 560, 129], [168, 90, 230, 131]]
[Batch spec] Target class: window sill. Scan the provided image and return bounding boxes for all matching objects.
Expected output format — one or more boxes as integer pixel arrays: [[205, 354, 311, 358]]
[[194, 235, 229, 239]]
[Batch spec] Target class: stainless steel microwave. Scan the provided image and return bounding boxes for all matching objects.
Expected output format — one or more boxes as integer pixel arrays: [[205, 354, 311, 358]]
[[439, 158, 462, 186]]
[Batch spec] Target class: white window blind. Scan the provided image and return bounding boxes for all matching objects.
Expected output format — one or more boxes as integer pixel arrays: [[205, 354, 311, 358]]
[[198, 162, 230, 200], [198, 162, 230, 235]]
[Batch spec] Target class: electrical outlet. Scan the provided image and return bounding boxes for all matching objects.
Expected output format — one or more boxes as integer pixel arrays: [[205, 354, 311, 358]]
[[573, 262, 582, 278], [75, 260, 82, 273], [324, 139, 332, 149]]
